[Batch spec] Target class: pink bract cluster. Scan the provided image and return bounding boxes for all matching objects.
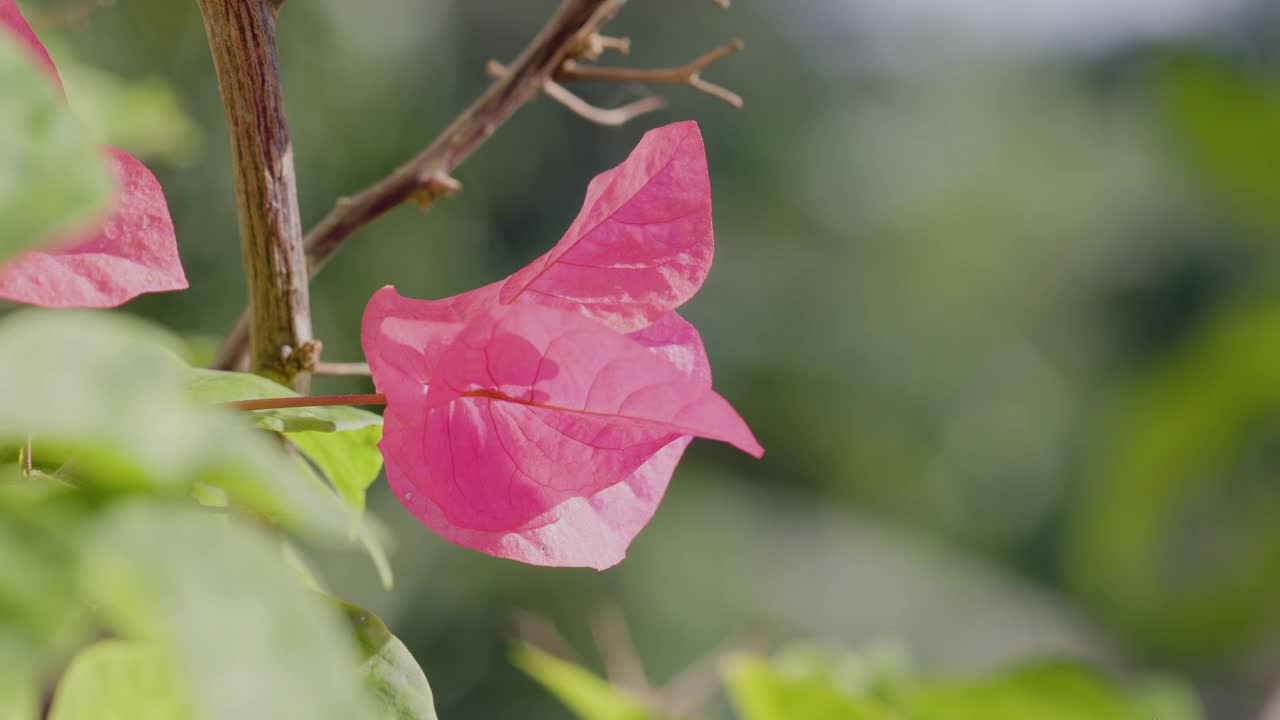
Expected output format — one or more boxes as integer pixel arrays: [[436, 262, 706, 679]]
[[362, 122, 763, 570], [0, 0, 186, 307]]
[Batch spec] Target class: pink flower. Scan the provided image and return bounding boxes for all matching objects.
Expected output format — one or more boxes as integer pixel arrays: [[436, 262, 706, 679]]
[[363, 122, 762, 569], [0, 0, 187, 307]]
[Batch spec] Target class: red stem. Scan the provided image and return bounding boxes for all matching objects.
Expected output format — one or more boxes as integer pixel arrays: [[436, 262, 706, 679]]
[[227, 393, 387, 411]]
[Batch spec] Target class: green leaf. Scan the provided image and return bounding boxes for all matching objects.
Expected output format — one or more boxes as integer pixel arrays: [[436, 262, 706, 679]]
[[82, 500, 376, 720], [0, 311, 347, 540], [900, 662, 1203, 720], [48, 641, 193, 720], [512, 643, 656, 720], [290, 425, 383, 514], [0, 478, 93, 680], [0, 31, 112, 262], [184, 369, 385, 521], [722, 651, 899, 720], [339, 602, 439, 720]]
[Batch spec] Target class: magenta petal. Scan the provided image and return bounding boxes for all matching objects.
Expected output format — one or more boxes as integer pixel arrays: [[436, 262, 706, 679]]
[[384, 312, 715, 569], [393, 436, 690, 570], [361, 122, 715, 382], [377, 304, 760, 562], [1, 0, 63, 92], [0, 148, 188, 308], [499, 121, 713, 332]]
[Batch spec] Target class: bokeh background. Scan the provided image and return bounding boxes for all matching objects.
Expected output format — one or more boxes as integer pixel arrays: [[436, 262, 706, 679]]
[[26, 0, 1280, 716]]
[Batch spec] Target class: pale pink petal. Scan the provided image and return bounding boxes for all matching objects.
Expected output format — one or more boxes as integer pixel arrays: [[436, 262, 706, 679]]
[[500, 121, 713, 331], [385, 312, 713, 568], [0, 148, 188, 307], [0, 0, 63, 92], [362, 282, 501, 393], [378, 304, 760, 554]]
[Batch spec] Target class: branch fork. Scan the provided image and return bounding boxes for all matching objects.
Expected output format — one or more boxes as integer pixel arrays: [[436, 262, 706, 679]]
[[212, 0, 745, 372]]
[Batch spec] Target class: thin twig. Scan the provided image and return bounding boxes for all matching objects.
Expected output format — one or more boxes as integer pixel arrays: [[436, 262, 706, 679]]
[[313, 361, 372, 377], [488, 60, 668, 126], [590, 606, 651, 694], [226, 393, 386, 412], [558, 39, 745, 108], [22, 435, 32, 478]]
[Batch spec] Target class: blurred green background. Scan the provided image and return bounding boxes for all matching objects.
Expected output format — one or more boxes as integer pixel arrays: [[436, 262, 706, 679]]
[[25, 0, 1280, 716]]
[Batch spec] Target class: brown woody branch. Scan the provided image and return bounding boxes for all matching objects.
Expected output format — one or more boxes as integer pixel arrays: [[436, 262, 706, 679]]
[[213, 0, 742, 370], [197, 0, 313, 389]]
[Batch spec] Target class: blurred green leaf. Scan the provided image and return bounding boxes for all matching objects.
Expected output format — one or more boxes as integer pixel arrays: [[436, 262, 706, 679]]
[[513, 644, 656, 720], [0, 478, 92, 710], [62, 62, 202, 166], [0, 666, 37, 720], [1160, 54, 1280, 241], [0, 31, 112, 262], [0, 311, 347, 540], [1067, 297, 1280, 659], [82, 500, 376, 720], [293, 455, 393, 590], [49, 640, 193, 720], [340, 601, 439, 720], [724, 654, 898, 720], [901, 662, 1201, 720]]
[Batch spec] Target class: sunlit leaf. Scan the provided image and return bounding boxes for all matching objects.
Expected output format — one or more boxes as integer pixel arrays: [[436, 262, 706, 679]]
[[901, 662, 1202, 720], [49, 641, 193, 720], [513, 643, 655, 720]]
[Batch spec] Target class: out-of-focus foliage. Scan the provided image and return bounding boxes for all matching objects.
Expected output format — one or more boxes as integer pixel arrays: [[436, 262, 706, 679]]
[[10, 0, 1280, 718], [1068, 297, 1280, 660], [1159, 54, 1280, 242], [520, 643, 1204, 720], [48, 640, 192, 720], [0, 309, 429, 718], [0, 29, 111, 260], [514, 644, 655, 720]]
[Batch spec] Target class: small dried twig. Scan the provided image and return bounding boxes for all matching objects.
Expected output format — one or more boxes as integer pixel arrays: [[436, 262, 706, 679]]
[[575, 33, 632, 61], [312, 361, 372, 377], [513, 610, 581, 662], [487, 60, 667, 126], [590, 606, 651, 694], [558, 39, 745, 108]]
